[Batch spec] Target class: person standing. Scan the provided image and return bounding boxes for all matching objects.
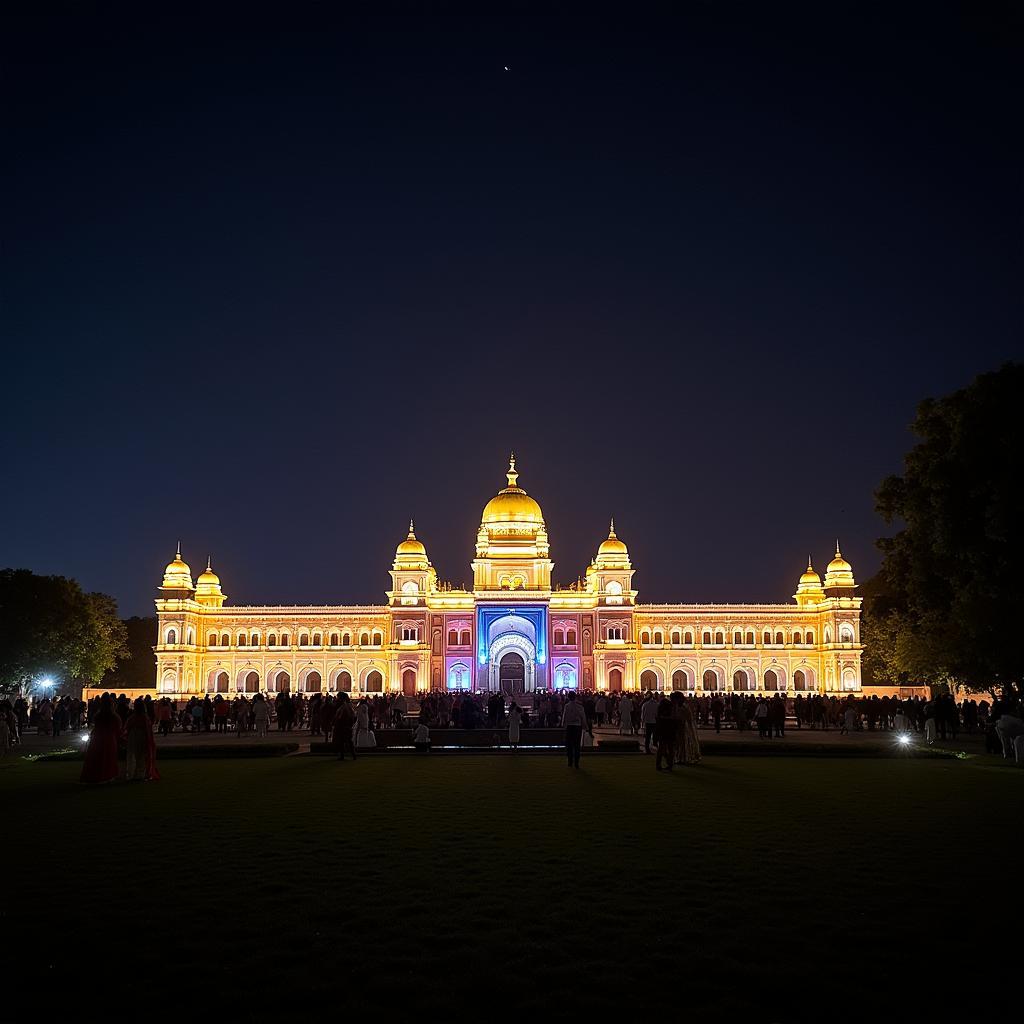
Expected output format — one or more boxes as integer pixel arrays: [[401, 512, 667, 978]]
[[124, 697, 160, 781], [640, 692, 659, 754], [618, 693, 634, 735], [561, 692, 587, 769], [332, 693, 356, 761], [508, 700, 522, 750], [710, 695, 724, 734], [80, 694, 123, 784], [252, 693, 270, 737], [655, 698, 675, 770]]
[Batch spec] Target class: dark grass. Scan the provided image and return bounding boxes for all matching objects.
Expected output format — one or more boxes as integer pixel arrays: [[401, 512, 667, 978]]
[[3, 755, 1019, 1020]]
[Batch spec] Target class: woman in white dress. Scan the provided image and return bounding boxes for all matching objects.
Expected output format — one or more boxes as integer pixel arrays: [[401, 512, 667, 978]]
[[252, 694, 270, 737], [507, 701, 522, 750], [618, 694, 634, 735], [354, 700, 374, 748]]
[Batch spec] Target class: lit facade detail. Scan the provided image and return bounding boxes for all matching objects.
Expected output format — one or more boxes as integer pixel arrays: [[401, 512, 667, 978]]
[[153, 458, 863, 698]]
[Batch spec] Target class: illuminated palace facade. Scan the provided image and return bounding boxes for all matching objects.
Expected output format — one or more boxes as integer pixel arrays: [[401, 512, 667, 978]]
[[153, 458, 863, 700]]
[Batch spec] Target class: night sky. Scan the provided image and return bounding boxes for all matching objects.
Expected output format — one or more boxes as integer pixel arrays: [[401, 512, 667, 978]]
[[3, 7, 1021, 616]]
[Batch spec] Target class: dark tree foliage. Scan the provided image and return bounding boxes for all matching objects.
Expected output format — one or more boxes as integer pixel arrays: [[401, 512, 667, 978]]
[[874, 363, 1024, 692], [0, 569, 129, 695], [101, 616, 157, 691]]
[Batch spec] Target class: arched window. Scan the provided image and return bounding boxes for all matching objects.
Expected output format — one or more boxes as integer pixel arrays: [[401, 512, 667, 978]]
[[671, 630, 681, 645], [606, 580, 624, 603], [702, 669, 719, 691], [714, 631, 724, 645], [244, 671, 259, 693], [448, 663, 470, 690], [213, 670, 229, 693], [166, 628, 177, 645], [275, 671, 291, 693], [824, 627, 833, 644], [299, 632, 309, 647], [805, 629, 815, 644], [250, 633, 260, 648], [684, 631, 693, 645], [360, 632, 369, 646], [268, 633, 277, 647], [312, 633, 322, 647], [654, 631, 664, 645], [280, 633, 290, 647], [641, 630, 651, 645], [365, 670, 383, 693], [608, 667, 623, 690], [793, 669, 806, 691], [330, 632, 339, 646], [221, 632, 230, 646], [607, 626, 623, 641], [793, 630, 803, 645], [460, 629, 470, 646], [775, 631, 784, 645], [554, 629, 564, 646], [764, 630, 772, 645], [566, 628, 577, 645], [448, 629, 458, 645], [372, 631, 382, 646], [842, 667, 858, 690], [336, 670, 352, 692], [401, 625, 418, 642], [840, 624, 855, 643], [554, 664, 578, 689], [745, 631, 754, 645], [733, 630, 742, 645], [208, 633, 217, 647], [305, 671, 322, 693], [702, 630, 711, 645], [342, 632, 351, 646], [186, 628, 194, 645], [764, 669, 779, 691]]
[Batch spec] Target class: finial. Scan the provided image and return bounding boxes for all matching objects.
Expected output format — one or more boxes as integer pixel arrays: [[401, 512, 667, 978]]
[[609, 516, 616, 537], [175, 540, 181, 560], [207, 555, 213, 571], [835, 538, 842, 556], [408, 517, 415, 537], [807, 555, 813, 571], [506, 451, 519, 488]]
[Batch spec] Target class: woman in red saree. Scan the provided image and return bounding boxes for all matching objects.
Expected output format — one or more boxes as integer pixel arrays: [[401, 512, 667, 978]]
[[125, 697, 160, 781], [80, 693, 124, 784]]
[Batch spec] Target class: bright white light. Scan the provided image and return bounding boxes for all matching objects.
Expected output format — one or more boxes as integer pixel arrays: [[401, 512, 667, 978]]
[[80, 732, 90, 744], [897, 734, 911, 746], [40, 677, 54, 689]]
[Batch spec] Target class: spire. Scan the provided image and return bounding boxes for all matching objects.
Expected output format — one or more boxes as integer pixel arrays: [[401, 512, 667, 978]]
[[807, 555, 813, 572], [835, 538, 842, 557], [175, 540, 182, 560], [408, 517, 416, 537], [609, 516, 617, 538], [506, 451, 519, 488], [207, 555, 213, 572]]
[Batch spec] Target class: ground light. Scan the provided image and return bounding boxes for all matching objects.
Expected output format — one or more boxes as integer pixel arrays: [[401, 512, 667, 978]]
[[897, 734, 912, 746]]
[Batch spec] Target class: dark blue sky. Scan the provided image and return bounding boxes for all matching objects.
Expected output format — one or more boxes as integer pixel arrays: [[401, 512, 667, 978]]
[[3, 6, 1021, 616]]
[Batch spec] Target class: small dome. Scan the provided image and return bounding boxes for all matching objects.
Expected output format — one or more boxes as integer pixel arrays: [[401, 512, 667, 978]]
[[161, 543, 194, 589], [798, 558, 822, 587], [824, 541, 856, 587], [396, 520, 427, 557], [598, 518, 628, 556], [196, 560, 220, 588], [481, 454, 544, 523]]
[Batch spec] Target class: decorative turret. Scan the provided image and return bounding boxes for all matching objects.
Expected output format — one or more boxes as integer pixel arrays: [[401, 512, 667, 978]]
[[194, 556, 226, 607], [159, 543, 194, 593], [793, 556, 826, 606], [389, 519, 436, 604], [590, 517, 635, 604], [823, 541, 856, 593]]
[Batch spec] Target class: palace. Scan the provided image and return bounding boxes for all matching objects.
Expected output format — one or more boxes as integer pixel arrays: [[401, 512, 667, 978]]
[[153, 457, 863, 699]]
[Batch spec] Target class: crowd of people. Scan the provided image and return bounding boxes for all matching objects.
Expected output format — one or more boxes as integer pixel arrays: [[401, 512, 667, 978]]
[[2, 686, 1023, 777]]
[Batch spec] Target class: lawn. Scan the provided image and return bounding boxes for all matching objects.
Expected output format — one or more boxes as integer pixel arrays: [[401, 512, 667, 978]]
[[3, 753, 1019, 1020]]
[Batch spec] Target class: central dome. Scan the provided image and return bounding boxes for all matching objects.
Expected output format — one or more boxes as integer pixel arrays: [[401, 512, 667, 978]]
[[481, 454, 544, 523]]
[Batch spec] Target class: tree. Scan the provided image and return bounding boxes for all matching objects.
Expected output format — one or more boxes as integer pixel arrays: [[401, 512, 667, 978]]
[[101, 616, 157, 691], [874, 363, 1024, 693], [0, 569, 129, 696]]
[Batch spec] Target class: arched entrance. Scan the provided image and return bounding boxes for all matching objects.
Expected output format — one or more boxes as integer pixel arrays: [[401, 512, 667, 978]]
[[640, 669, 659, 692], [402, 668, 417, 697], [608, 667, 623, 691], [243, 671, 259, 693], [764, 669, 779, 691], [499, 652, 525, 696], [364, 670, 383, 693]]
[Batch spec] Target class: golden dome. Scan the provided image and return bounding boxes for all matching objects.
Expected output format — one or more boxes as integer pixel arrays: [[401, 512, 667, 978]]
[[195, 558, 221, 589], [161, 543, 194, 590], [598, 517, 628, 556], [481, 454, 544, 523], [824, 541, 856, 587], [396, 520, 427, 557], [798, 557, 822, 586]]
